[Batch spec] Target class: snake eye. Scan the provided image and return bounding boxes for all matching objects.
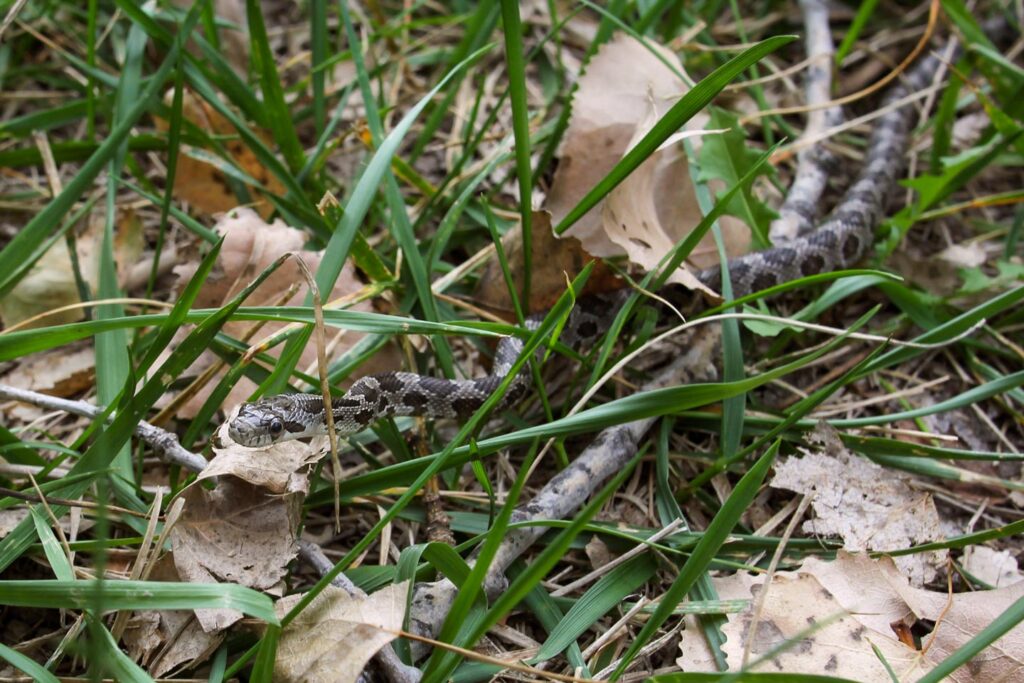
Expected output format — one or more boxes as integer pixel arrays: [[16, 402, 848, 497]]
[[269, 419, 284, 436]]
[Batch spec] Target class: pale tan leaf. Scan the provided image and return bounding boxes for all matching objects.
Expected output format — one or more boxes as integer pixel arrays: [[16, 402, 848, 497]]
[[166, 207, 400, 418], [962, 546, 1024, 589], [675, 561, 925, 679], [122, 555, 224, 677], [0, 239, 81, 328], [204, 422, 323, 494], [601, 119, 714, 293], [274, 582, 409, 683], [896, 576, 1024, 682], [584, 535, 613, 570], [546, 35, 748, 288], [170, 477, 300, 631], [0, 509, 30, 538], [0, 344, 94, 398], [770, 422, 944, 585], [938, 242, 988, 268], [806, 552, 1024, 683]]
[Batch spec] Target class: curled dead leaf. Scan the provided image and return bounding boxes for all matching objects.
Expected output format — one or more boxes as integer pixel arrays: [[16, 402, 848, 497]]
[[273, 582, 409, 683], [678, 553, 1024, 681], [205, 417, 324, 494], [170, 476, 301, 631], [546, 35, 748, 291], [475, 211, 621, 315], [121, 555, 224, 677], [165, 207, 400, 419]]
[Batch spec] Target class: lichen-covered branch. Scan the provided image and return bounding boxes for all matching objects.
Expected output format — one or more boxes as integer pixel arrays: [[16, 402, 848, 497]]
[[770, 0, 845, 242]]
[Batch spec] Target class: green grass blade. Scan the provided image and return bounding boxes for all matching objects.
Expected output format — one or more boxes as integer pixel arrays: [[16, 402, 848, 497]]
[[0, 580, 278, 623], [245, 0, 305, 173], [500, 0, 534, 303], [535, 554, 658, 661], [98, 3, 151, 479], [835, 0, 880, 64], [89, 615, 152, 682], [861, 285, 1024, 374], [310, 0, 327, 133], [250, 624, 281, 683], [0, 642, 60, 683], [338, 0, 455, 376], [411, 3, 499, 159], [421, 542, 473, 586], [29, 508, 74, 582], [611, 443, 779, 680]]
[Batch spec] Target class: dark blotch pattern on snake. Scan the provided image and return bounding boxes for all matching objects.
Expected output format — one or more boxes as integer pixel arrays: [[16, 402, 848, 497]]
[[228, 49, 946, 448]]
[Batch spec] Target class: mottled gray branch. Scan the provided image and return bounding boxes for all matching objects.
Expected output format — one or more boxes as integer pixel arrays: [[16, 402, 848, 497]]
[[770, 0, 845, 243], [0, 384, 208, 473]]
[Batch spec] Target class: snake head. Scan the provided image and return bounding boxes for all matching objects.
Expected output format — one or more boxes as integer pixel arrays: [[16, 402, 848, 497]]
[[227, 398, 290, 447]]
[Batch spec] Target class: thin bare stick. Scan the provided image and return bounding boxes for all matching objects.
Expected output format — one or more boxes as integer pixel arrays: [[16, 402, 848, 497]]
[[0, 384, 207, 473], [740, 0, 940, 124]]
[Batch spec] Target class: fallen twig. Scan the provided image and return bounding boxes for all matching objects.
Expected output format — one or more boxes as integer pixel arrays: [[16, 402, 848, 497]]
[[0, 384, 208, 473]]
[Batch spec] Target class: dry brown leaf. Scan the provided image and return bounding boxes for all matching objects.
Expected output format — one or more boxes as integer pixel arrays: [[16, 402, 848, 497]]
[[962, 546, 1024, 588], [273, 582, 409, 683], [678, 553, 1024, 681], [155, 91, 285, 218], [0, 239, 81, 328], [678, 562, 924, 679], [167, 207, 400, 418], [770, 422, 944, 585], [122, 555, 224, 678], [170, 476, 301, 632], [894, 569, 1024, 682], [584, 535, 614, 570], [475, 211, 621, 315], [807, 553, 1024, 682], [938, 243, 989, 269], [0, 344, 94, 398], [546, 35, 747, 287], [205, 421, 323, 494]]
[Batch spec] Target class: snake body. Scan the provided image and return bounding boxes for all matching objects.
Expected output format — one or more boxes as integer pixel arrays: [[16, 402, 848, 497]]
[[228, 49, 945, 448], [228, 306, 610, 447]]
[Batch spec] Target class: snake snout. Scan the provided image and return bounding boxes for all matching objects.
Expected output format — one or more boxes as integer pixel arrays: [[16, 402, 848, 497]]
[[227, 419, 262, 448], [228, 404, 279, 448]]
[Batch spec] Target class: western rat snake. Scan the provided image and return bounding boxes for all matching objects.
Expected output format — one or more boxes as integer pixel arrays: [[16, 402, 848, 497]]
[[228, 49, 944, 449]]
